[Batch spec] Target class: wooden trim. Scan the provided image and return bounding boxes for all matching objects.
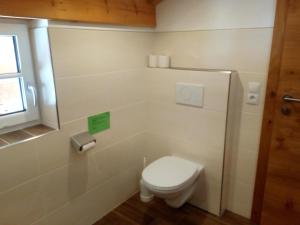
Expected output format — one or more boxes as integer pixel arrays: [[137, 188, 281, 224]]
[[251, 0, 289, 223], [0, 0, 157, 27], [148, 0, 162, 5]]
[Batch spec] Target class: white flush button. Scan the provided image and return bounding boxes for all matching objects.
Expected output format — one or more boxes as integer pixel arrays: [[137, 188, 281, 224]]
[[176, 83, 204, 107]]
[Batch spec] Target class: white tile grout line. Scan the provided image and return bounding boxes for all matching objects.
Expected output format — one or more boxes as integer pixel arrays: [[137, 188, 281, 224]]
[[54, 69, 269, 81], [60, 100, 147, 127], [90, 130, 147, 156], [28, 165, 141, 225], [0, 163, 69, 196], [0, 130, 147, 196], [59, 98, 262, 129], [55, 68, 146, 80], [147, 100, 229, 114], [155, 26, 274, 33]]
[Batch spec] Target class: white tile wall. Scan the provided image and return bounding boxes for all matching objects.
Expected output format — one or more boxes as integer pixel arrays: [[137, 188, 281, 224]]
[[0, 141, 39, 193], [0, 1, 275, 222], [153, 29, 273, 74], [156, 0, 276, 31], [146, 68, 231, 111], [0, 179, 43, 225], [30, 27, 59, 129], [0, 28, 151, 225], [49, 29, 154, 77], [152, 22, 272, 220], [145, 68, 231, 215]]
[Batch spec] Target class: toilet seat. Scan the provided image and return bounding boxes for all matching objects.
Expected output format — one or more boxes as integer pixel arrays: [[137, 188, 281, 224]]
[[142, 156, 199, 192]]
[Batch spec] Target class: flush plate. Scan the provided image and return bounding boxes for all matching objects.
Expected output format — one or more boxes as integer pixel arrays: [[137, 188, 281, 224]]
[[176, 83, 204, 107]]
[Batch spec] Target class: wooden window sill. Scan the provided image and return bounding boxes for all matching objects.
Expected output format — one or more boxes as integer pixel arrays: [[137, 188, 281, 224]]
[[0, 124, 55, 148]]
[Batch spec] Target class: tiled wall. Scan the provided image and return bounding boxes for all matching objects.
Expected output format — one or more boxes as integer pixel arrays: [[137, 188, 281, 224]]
[[153, 0, 275, 218], [0, 29, 153, 225], [0, 0, 276, 222], [144, 68, 231, 215], [155, 0, 276, 31]]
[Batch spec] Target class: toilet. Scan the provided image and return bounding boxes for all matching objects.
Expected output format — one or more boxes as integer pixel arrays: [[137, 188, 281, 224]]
[[140, 156, 204, 208]]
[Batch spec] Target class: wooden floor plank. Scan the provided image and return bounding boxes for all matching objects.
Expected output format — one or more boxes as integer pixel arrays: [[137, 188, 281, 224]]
[[94, 194, 253, 225]]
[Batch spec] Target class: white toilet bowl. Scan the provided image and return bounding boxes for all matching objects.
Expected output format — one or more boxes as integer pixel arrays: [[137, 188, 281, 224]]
[[140, 156, 204, 208]]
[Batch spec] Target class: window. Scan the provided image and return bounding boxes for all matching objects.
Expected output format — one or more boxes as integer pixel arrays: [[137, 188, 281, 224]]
[[0, 23, 39, 129], [0, 36, 19, 74], [0, 77, 25, 115]]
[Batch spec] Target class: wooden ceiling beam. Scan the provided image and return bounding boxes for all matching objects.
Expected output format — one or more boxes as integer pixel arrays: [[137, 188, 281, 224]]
[[148, 0, 163, 5], [0, 0, 158, 27]]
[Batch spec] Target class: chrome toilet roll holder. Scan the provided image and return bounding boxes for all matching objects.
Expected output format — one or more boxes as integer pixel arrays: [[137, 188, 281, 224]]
[[71, 132, 96, 153]]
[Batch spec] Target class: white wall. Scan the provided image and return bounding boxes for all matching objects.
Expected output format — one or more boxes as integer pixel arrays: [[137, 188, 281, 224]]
[[0, 0, 276, 223], [30, 27, 59, 129], [145, 68, 231, 215], [156, 0, 276, 31], [0, 28, 153, 225], [153, 0, 276, 218]]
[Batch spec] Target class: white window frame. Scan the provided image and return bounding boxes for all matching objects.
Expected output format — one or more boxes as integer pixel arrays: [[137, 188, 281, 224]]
[[0, 22, 39, 129]]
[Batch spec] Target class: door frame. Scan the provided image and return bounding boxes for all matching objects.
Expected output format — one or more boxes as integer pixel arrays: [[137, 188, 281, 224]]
[[251, 0, 289, 223]]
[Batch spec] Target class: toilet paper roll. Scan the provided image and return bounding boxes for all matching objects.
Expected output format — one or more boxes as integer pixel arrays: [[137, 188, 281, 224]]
[[79, 141, 96, 153], [157, 55, 170, 68], [148, 55, 157, 68]]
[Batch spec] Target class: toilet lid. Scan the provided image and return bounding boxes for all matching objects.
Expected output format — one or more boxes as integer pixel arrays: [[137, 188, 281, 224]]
[[142, 156, 199, 191]]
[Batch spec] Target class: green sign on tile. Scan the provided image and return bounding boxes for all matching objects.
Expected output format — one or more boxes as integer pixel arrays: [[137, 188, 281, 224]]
[[88, 112, 110, 134]]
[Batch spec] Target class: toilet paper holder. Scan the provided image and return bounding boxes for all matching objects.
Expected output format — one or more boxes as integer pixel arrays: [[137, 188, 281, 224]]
[[71, 132, 96, 153]]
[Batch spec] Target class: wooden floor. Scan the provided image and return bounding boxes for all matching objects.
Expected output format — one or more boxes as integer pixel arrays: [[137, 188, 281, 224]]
[[94, 194, 254, 225]]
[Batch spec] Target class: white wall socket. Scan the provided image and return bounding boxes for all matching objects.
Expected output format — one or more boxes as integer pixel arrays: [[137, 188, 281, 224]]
[[246, 82, 261, 105]]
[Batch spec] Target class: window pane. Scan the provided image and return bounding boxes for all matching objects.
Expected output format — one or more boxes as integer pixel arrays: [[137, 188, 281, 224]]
[[0, 78, 24, 116], [0, 36, 18, 74]]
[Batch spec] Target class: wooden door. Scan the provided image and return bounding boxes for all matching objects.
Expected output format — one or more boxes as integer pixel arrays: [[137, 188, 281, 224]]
[[252, 0, 300, 224]]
